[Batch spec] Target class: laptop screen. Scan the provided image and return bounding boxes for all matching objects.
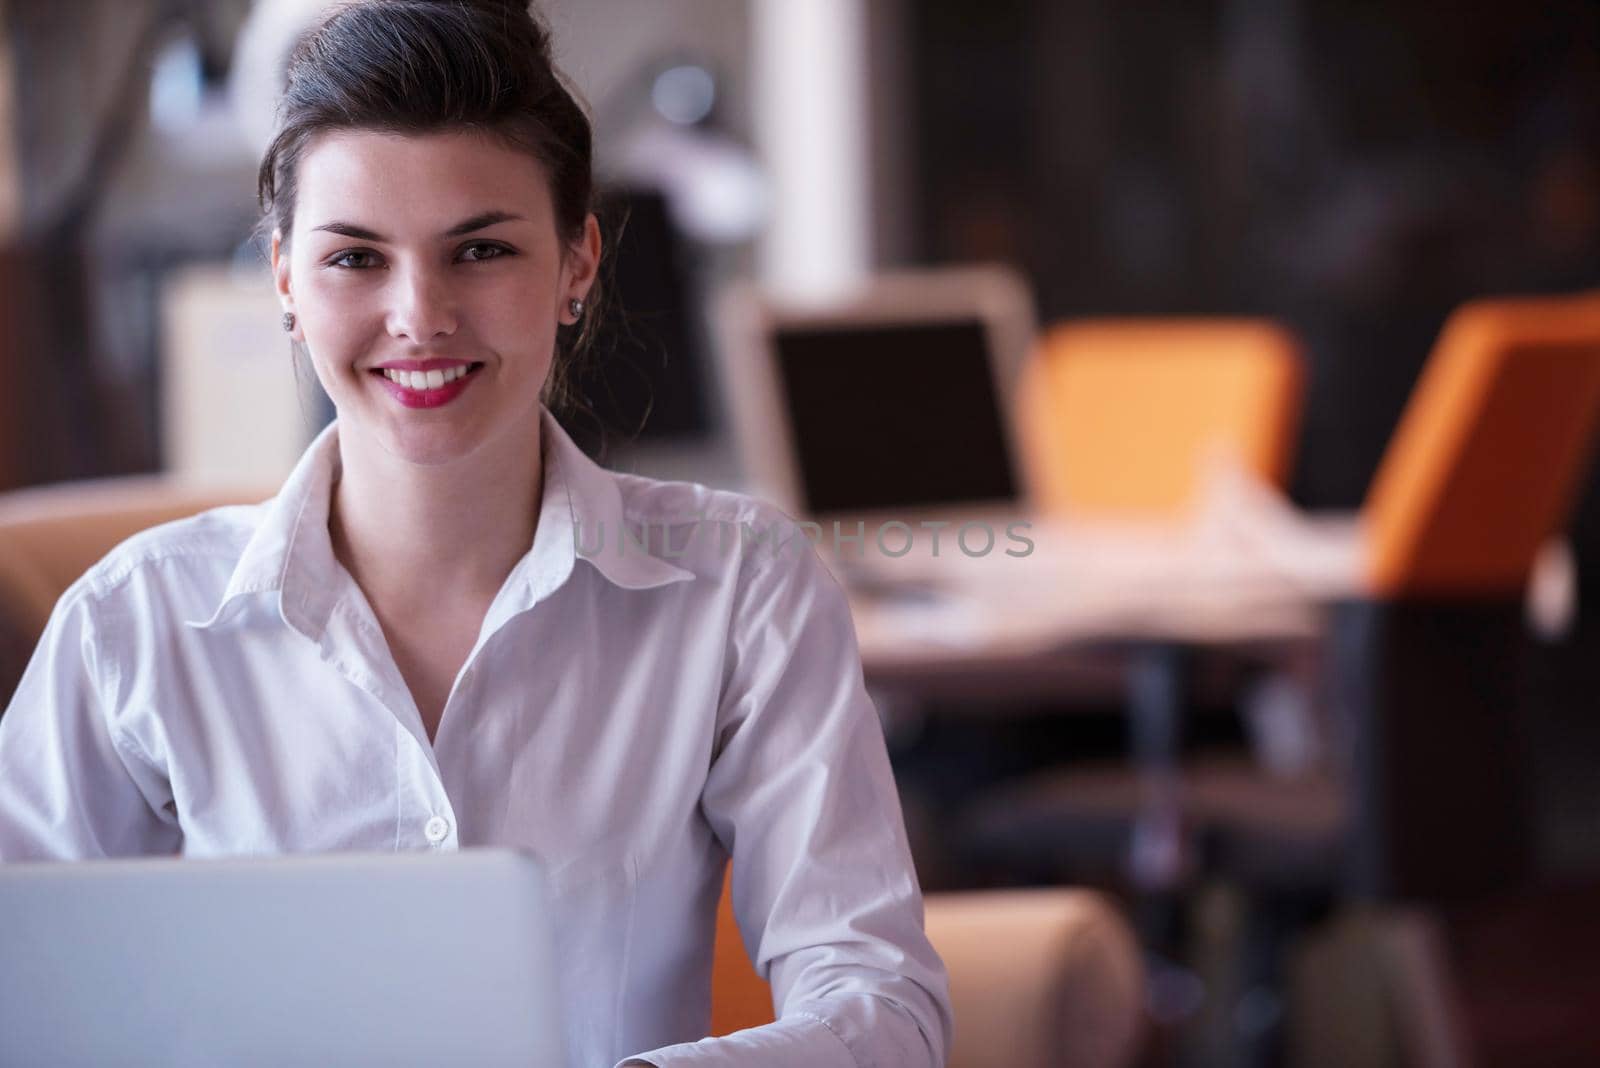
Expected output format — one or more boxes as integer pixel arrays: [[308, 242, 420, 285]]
[[773, 318, 1019, 515]]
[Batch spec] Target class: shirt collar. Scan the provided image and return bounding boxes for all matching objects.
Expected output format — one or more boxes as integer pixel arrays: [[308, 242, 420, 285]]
[[520, 404, 698, 597], [187, 405, 694, 634]]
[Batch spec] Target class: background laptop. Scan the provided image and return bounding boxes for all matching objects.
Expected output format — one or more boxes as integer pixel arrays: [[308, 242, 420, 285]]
[[717, 265, 1044, 589], [0, 850, 564, 1067]]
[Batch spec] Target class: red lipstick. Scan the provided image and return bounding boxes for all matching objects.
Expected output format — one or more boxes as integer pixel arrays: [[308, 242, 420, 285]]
[[371, 362, 483, 409]]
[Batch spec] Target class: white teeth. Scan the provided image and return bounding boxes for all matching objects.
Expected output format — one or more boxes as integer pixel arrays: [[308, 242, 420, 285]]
[[382, 365, 471, 391]]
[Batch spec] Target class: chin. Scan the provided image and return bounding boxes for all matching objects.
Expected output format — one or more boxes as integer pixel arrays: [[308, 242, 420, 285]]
[[378, 428, 488, 469]]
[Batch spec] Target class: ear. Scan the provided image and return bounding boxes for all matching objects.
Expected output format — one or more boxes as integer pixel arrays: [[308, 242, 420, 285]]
[[560, 214, 602, 323], [271, 230, 299, 338]]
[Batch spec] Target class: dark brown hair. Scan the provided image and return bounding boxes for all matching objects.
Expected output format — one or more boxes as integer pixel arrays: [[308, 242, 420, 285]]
[[257, 0, 602, 415]]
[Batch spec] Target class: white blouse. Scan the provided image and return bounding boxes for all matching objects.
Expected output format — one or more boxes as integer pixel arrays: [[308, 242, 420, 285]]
[[0, 406, 951, 1068]]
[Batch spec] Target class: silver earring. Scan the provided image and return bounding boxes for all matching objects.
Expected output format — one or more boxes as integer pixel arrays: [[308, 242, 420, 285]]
[[568, 298, 584, 320], [281, 311, 296, 333]]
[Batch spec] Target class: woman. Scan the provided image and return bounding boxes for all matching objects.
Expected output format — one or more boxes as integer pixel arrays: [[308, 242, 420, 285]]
[[0, 1, 952, 1065]]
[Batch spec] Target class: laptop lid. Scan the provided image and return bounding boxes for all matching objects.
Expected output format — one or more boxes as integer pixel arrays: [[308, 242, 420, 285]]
[[718, 265, 1039, 531], [0, 850, 564, 1067]]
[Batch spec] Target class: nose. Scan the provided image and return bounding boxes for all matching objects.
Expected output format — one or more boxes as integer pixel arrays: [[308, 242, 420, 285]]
[[385, 263, 458, 342]]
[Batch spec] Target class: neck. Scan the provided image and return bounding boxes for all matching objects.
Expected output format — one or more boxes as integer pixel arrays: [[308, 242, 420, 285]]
[[328, 418, 545, 611]]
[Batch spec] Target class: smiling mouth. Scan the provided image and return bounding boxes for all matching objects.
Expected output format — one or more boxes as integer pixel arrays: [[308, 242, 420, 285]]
[[370, 363, 485, 392]]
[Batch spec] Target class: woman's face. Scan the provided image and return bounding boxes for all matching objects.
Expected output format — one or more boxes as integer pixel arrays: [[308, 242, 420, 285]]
[[272, 128, 599, 467]]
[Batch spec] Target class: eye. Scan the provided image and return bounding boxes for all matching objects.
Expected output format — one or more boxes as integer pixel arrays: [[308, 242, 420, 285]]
[[457, 241, 514, 263], [327, 248, 382, 269]]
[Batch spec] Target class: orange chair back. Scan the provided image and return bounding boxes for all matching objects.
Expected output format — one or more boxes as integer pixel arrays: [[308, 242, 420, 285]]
[[1363, 295, 1600, 597], [1018, 319, 1303, 518], [709, 866, 774, 1036]]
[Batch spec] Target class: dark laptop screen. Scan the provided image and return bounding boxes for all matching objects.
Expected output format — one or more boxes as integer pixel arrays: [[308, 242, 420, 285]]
[[773, 319, 1019, 515]]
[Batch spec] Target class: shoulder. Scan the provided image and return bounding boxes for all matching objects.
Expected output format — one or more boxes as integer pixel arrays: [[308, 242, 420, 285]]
[[71, 503, 268, 617], [609, 471, 829, 587], [612, 470, 790, 532], [18, 502, 268, 688]]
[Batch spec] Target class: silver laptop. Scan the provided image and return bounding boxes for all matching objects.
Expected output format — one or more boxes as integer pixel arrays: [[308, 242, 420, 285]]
[[0, 850, 564, 1067], [717, 265, 1045, 591]]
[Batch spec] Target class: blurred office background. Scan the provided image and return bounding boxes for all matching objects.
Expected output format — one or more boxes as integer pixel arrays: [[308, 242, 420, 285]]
[[5, 1, 1600, 505], [3, 1, 1600, 1066]]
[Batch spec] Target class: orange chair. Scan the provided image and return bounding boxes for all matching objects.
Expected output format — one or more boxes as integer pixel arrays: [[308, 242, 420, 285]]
[[1018, 319, 1304, 518], [1335, 292, 1600, 901], [1362, 295, 1600, 597], [976, 294, 1600, 892], [708, 867, 770, 1037], [1179, 293, 1600, 894], [1328, 292, 1600, 1067]]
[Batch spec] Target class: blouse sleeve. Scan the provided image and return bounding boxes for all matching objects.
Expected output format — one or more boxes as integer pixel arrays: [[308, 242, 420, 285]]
[[618, 533, 953, 1068], [0, 585, 180, 860]]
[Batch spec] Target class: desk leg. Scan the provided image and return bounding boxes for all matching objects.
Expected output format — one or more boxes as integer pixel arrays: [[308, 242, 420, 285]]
[[1126, 643, 1208, 1040], [1127, 642, 1191, 892]]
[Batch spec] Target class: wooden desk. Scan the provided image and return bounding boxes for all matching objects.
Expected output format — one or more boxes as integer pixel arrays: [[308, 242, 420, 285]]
[[840, 514, 1364, 889]]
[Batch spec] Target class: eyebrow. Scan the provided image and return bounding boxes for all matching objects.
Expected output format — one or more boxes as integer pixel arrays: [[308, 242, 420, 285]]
[[310, 211, 527, 241]]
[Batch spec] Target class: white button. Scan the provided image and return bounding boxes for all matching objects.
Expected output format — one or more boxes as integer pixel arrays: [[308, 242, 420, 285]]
[[423, 816, 450, 844]]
